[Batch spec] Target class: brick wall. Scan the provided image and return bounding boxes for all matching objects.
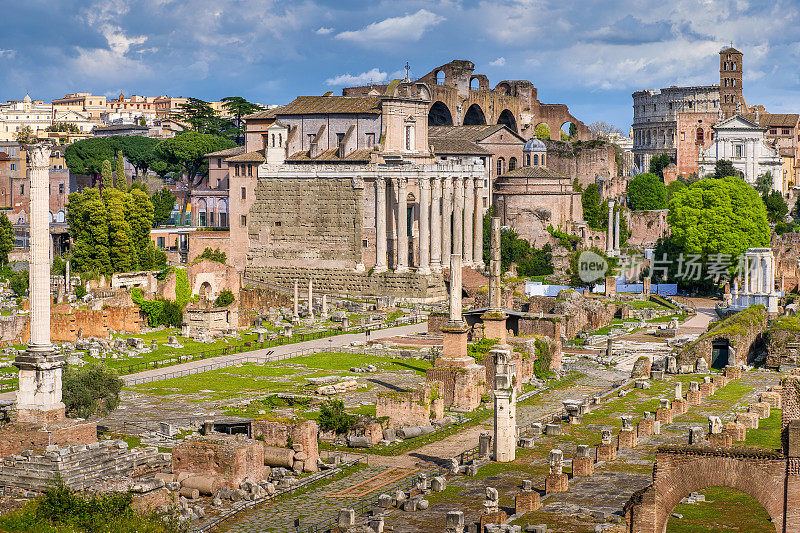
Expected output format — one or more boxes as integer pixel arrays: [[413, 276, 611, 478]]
[[50, 307, 143, 342], [626, 210, 669, 247], [250, 419, 319, 472], [172, 434, 266, 489]]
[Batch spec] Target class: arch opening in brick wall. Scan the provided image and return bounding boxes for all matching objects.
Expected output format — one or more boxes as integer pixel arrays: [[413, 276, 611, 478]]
[[463, 103, 486, 126], [663, 487, 774, 533], [561, 121, 577, 141], [497, 109, 517, 132], [428, 101, 453, 126]]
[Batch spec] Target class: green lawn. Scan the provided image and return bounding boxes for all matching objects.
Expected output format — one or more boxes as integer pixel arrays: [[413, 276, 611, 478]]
[[738, 409, 782, 450], [666, 486, 774, 532]]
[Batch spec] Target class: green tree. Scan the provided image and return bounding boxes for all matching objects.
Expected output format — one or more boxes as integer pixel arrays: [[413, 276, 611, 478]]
[[46, 122, 80, 133], [63, 363, 123, 418], [649, 153, 672, 178], [9, 270, 28, 297], [581, 183, 606, 229], [155, 132, 235, 219], [65, 137, 117, 185], [221, 96, 263, 144], [150, 159, 181, 180], [115, 151, 126, 189], [119, 135, 160, 176], [197, 247, 227, 263], [763, 190, 788, 223], [318, 399, 356, 435], [668, 176, 769, 259], [101, 159, 113, 190], [173, 98, 222, 134], [214, 289, 235, 307], [712, 159, 742, 179], [14, 126, 34, 144], [68, 188, 112, 275], [755, 172, 774, 197], [666, 179, 687, 201], [0, 215, 14, 266], [569, 122, 577, 138], [151, 187, 177, 226], [535, 123, 551, 140], [105, 191, 135, 272], [628, 172, 667, 210]]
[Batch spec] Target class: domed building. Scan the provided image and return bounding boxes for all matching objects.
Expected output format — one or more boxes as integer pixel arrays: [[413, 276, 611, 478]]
[[522, 138, 547, 167]]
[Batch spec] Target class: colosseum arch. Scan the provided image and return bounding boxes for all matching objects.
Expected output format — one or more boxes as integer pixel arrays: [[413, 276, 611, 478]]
[[625, 447, 790, 533], [497, 109, 517, 132], [463, 103, 486, 125], [428, 101, 454, 126]]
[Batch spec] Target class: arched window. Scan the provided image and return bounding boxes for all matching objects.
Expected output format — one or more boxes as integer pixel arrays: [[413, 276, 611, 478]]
[[278, 133, 282, 146], [271, 134, 276, 147], [541, 155, 545, 166], [198, 199, 207, 227], [497, 158, 505, 176], [525, 154, 531, 166], [509, 157, 517, 171], [696, 128, 704, 143], [56, 210, 65, 223], [435, 70, 445, 85], [533, 154, 539, 166]]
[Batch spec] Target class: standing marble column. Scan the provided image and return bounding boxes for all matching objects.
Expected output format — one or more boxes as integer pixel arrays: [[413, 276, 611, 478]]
[[418, 177, 431, 275], [293, 279, 299, 318], [374, 177, 388, 273], [441, 177, 453, 269], [396, 177, 409, 272], [463, 177, 474, 265], [614, 209, 621, 254], [321, 294, 328, 319], [452, 177, 464, 256], [14, 144, 66, 422], [606, 200, 614, 256], [307, 279, 314, 319], [430, 177, 442, 271], [473, 178, 484, 269]]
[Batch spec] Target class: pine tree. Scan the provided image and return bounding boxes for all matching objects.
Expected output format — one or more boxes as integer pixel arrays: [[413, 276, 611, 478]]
[[115, 152, 126, 189], [0, 214, 14, 266], [101, 160, 113, 190]]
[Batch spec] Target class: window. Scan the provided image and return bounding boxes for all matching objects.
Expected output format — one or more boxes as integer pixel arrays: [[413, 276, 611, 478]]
[[533, 154, 539, 165], [770, 129, 778, 135], [247, 164, 252, 177], [275, 221, 281, 227], [680, 132, 685, 141], [696, 128, 704, 143], [783, 129, 791, 135], [483, 197, 488, 208], [241, 214, 247, 226], [525, 154, 531, 166], [541, 155, 545, 165], [307, 134, 315, 146], [336, 132, 345, 148], [404, 125, 414, 151], [58, 183, 64, 194], [497, 158, 505, 176], [10, 163, 15, 171], [366, 133, 375, 147], [241, 186, 246, 200], [362, 239, 368, 248], [217, 158, 221, 168], [157, 237, 165, 249], [509, 157, 517, 171], [734, 144, 743, 158], [20, 184, 24, 195]]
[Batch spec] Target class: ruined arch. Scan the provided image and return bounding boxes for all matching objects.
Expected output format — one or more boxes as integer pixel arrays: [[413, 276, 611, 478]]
[[428, 101, 454, 126], [665, 488, 773, 532], [470, 77, 480, 91], [497, 109, 517, 132], [625, 449, 788, 533], [534, 122, 551, 140], [561, 121, 578, 140], [463, 104, 486, 126], [496, 82, 512, 96], [435, 70, 445, 85]]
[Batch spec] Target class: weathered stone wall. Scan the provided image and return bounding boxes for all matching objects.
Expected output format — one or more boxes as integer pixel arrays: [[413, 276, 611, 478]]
[[627, 209, 669, 247], [238, 287, 292, 326], [0, 315, 27, 346], [248, 177, 362, 270], [50, 307, 143, 342], [172, 434, 266, 489], [250, 419, 319, 473], [0, 420, 97, 457], [244, 266, 446, 302], [544, 140, 619, 187], [187, 258, 240, 300], [188, 231, 232, 264], [376, 382, 443, 427], [522, 292, 618, 339], [184, 306, 236, 335], [678, 305, 768, 368], [767, 317, 800, 369], [773, 232, 800, 292]]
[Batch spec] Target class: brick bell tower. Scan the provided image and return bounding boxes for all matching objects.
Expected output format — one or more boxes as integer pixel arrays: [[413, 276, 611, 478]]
[[719, 46, 744, 118]]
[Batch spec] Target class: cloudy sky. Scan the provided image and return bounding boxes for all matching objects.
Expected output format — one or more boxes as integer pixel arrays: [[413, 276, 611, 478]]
[[1, 0, 798, 130]]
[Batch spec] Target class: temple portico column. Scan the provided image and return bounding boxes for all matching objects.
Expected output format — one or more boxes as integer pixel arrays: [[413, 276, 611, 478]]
[[430, 177, 442, 271], [374, 178, 388, 272], [452, 176, 464, 257], [744, 256, 750, 294], [396, 177, 409, 272], [473, 177, 484, 269], [463, 177, 475, 265], [418, 176, 431, 275], [442, 177, 453, 268]]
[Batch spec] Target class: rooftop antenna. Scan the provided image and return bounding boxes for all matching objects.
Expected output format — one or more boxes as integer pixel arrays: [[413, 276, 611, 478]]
[[404, 61, 411, 82]]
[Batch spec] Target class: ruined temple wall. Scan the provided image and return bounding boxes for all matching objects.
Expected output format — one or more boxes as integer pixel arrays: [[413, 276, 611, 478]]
[[773, 233, 800, 292], [250, 419, 318, 472], [544, 141, 618, 186], [172, 435, 265, 489], [675, 112, 718, 176], [50, 307, 142, 342], [495, 190, 582, 247], [627, 210, 669, 247], [238, 287, 291, 325], [376, 383, 443, 427], [767, 328, 800, 369]]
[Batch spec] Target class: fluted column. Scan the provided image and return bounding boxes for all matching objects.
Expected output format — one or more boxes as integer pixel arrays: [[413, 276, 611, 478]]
[[374, 178, 388, 272], [442, 177, 453, 269], [463, 177, 474, 265], [452, 176, 464, 257], [473, 178, 484, 269], [430, 177, 442, 271], [29, 146, 52, 351], [418, 176, 431, 275], [606, 200, 614, 255], [307, 279, 314, 319], [396, 177, 409, 272]]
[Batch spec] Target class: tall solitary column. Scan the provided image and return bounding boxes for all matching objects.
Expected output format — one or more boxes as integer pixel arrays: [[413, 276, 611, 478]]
[[430, 177, 442, 271], [374, 178, 388, 273], [14, 144, 66, 423], [606, 200, 614, 256], [396, 177, 409, 272], [418, 176, 431, 275], [441, 178, 453, 269], [473, 178, 484, 269], [463, 177, 474, 265], [482, 217, 508, 344], [614, 209, 621, 254], [452, 177, 464, 257], [307, 279, 314, 319], [293, 279, 299, 318]]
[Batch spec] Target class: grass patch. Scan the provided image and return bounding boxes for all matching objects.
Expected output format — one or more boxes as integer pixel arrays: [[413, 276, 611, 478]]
[[738, 409, 782, 450], [666, 486, 773, 532]]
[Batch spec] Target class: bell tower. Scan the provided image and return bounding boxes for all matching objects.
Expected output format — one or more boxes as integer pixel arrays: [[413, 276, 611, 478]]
[[719, 46, 744, 118]]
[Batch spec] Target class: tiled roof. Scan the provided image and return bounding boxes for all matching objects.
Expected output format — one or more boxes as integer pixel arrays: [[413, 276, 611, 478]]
[[0, 151, 10, 161], [428, 125, 521, 143], [92, 124, 148, 132], [497, 166, 566, 179], [226, 150, 265, 163], [206, 146, 245, 158], [742, 113, 799, 128], [287, 148, 372, 162], [248, 96, 383, 119], [429, 138, 492, 156]]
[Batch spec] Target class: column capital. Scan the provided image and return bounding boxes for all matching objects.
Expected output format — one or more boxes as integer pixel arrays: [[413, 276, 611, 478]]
[[375, 176, 386, 190], [418, 176, 431, 190]]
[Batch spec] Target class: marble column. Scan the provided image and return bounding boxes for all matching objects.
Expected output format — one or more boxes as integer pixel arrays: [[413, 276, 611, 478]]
[[14, 144, 65, 422], [374, 178, 388, 273], [418, 177, 431, 275], [463, 177, 474, 265], [430, 177, 442, 271], [396, 177, 409, 272], [744, 256, 750, 294], [452, 177, 464, 257], [293, 279, 299, 317], [321, 294, 328, 319], [473, 178, 484, 269], [441, 177, 453, 269], [606, 200, 614, 255], [449, 254, 463, 321], [307, 279, 314, 319], [614, 209, 621, 253]]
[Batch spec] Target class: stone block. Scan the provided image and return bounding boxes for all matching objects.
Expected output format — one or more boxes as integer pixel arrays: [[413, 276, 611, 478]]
[[638, 418, 656, 437], [672, 398, 687, 415], [529, 423, 543, 436], [655, 408, 673, 425], [515, 490, 540, 513], [749, 402, 771, 419], [618, 428, 637, 449], [596, 443, 616, 462], [572, 456, 594, 476], [445, 511, 465, 533], [759, 391, 782, 410], [338, 508, 355, 528], [518, 437, 536, 449], [698, 381, 715, 399], [544, 424, 563, 436], [544, 473, 568, 493], [708, 432, 733, 447], [688, 427, 704, 444], [723, 422, 746, 441], [432, 476, 447, 492], [736, 412, 759, 429], [712, 375, 727, 389], [723, 365, 741, 379], [686, 390, 702, 406], [481, 510, 508, 530]]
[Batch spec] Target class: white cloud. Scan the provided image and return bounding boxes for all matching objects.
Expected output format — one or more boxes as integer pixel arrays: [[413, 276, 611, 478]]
[[489, 57, 505, 67], [100, 24, 147, 55], [336, 9, 445, 44], [326, 68, 388, 86], [315, 26, 333, 35], [0, 49, 15, 59]]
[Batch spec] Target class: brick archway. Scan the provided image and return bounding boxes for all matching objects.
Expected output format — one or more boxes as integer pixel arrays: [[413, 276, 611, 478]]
[[625, 447, 792, 533]]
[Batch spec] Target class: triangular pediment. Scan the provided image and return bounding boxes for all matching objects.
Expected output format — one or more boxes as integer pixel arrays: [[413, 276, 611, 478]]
[[713, 114, 762, 131]]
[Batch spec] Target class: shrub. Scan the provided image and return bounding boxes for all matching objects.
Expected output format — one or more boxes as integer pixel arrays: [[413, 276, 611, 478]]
[[9, 270, 28, 297], [161, 300, 183, 327], [62, 363, 123, 419], [318, 399, 355, 435], [197, 247, 226, 264], [214, 289, 235, 307], [74, 284, 87, 300]]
